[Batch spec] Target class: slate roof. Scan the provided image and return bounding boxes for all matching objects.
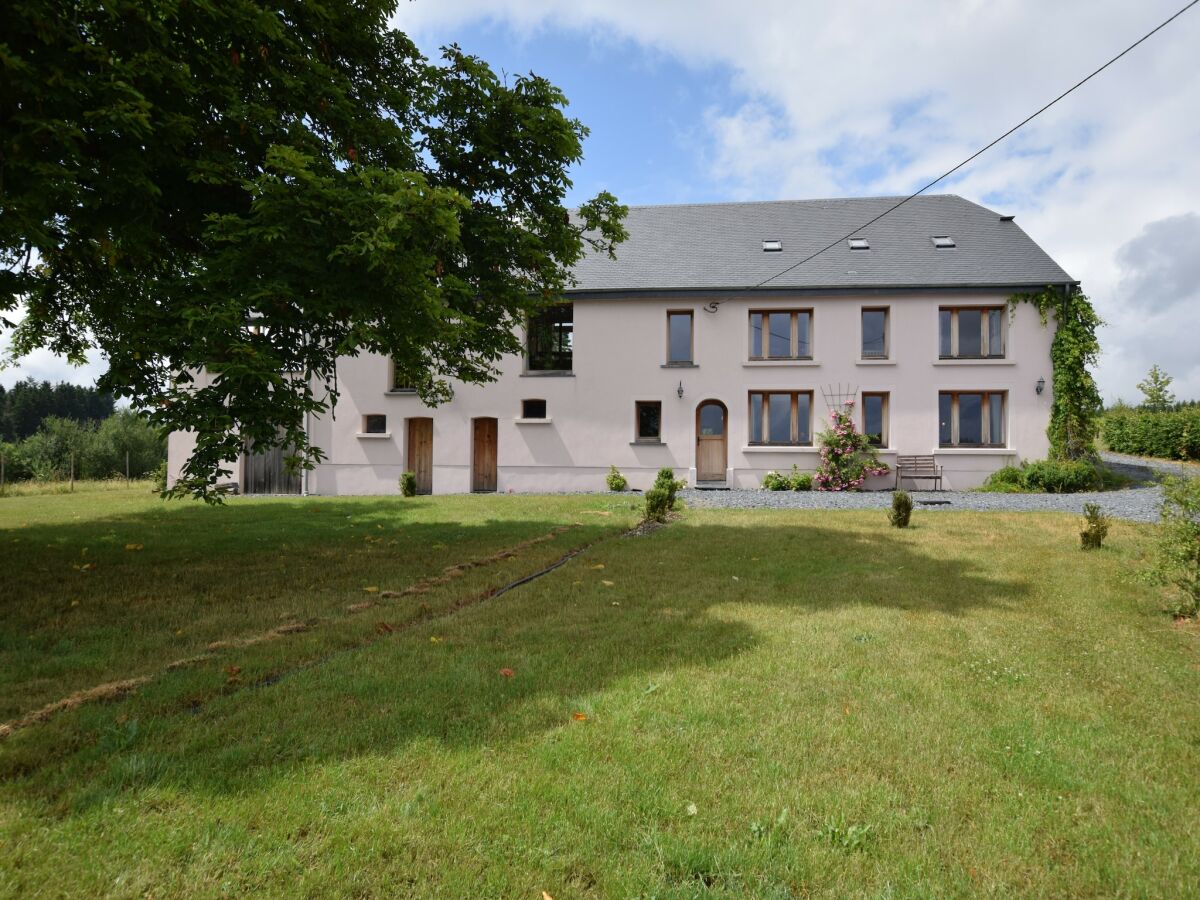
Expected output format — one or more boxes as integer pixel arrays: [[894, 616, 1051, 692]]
[[568, 194, 1074, 294]]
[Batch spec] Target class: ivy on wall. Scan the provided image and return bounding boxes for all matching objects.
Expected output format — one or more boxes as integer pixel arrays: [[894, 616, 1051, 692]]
[[1009, 285, 1104, 460]]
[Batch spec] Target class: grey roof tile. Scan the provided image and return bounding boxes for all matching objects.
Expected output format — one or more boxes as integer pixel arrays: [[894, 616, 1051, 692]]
[[569, 194, 1074, 294]]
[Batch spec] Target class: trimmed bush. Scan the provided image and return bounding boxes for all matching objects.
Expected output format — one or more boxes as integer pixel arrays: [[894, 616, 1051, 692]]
[[791, 471, 813, 491], [1102, 407, 1200, 461], [399, 471, 417, 497], [980, 459, 1102, 494], [152, 461, 168, 493], [761, 470, 790, 491], [1080, 503, 1109, 550], [653, 467, 684, 508], [606, 465, 628, 492], [889, 490, 912, 528], [644, 486, 670, 523]]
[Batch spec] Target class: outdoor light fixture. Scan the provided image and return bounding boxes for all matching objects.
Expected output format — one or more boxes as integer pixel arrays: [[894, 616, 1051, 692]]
[[1036, 377, 1046, 395], [677, 381, 685, 399]]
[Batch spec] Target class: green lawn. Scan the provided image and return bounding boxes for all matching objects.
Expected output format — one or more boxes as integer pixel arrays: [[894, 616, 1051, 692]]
[[2, 487, 1198, 897]]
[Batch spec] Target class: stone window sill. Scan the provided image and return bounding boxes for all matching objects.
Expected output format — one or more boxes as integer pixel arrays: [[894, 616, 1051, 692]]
[[743, 359, 820, 367], [520, 371, 575, 377], [932, 359, 1015, 366], [515, 417, 553, 425], [856, 359, 895, 366], [356, 433, 392, 439], [741, 445, 819, 453], [934, 447, 1016, 455], [630, 440, 666, 446], [661, 362, 698, 368]]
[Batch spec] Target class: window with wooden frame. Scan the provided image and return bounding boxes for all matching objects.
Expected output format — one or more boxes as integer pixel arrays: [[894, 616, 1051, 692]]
[[862, 392, 889, 447], [938, 391, 1006, 447], [362, 414, 388, 434], [749, 309, 812, 360], [666, 311, 694, 365], [861, 308, 889, 359], [388, 359, 417, 392], [635, 401, 662, 442], [938, 306, 1006, 359], [521, 399, 547, 419], [527, 303, 574, 371], [748, 391, 813, 445]]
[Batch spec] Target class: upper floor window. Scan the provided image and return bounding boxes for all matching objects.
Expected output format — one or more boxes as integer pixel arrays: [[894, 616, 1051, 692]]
[[527, 303, 573, 371], [389, 359, 417, 393], [667, 311, 694, 365], [939, 306, 1005, 359], [749, 390, 813, 445], [861, 308, 889, 359], [749, 309, 812, 360], [635, 401, 662, 443], [939, 391, 1006, 447], [862, 392, 889, 447]]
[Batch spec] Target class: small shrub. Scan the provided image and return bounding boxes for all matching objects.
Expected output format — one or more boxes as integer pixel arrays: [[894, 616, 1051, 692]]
[[791, 470, 813, 491], [152, 461, 168, 493], [644, 486, 670, 523], [1080, 503, 1109, 550], [399, 471, 417, 497], [761, 470, 790, 491], [653, 467, 685, 508], [980, 465, 1025, 493], [606, 465, 628, 492], [1150, 476, 1200, 617], [1021, 459, 1101, 493], [889, 490, 912, 528]]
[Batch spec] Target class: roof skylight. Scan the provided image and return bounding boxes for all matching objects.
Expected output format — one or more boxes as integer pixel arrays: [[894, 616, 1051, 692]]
[[931, 236, 956, 248], [762, 240, 782, 252], [848, 237, 869, 250]]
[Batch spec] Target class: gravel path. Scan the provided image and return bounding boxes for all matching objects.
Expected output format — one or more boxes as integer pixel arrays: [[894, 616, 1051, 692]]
[[679, 485, 1165, 523], [1099, 450, 1198, 483]]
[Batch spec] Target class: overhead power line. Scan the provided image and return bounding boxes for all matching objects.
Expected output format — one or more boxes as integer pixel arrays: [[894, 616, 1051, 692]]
[[753, 0, 1200, 290]]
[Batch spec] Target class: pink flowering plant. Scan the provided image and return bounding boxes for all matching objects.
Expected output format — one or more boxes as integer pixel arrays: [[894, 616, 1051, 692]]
[[813, 400, 889, 491]]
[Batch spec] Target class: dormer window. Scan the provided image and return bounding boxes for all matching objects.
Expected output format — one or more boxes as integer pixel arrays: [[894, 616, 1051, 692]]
[[761, 240, 782, 252], [931, 236, 956, 249], [848, 238, 869, 251]]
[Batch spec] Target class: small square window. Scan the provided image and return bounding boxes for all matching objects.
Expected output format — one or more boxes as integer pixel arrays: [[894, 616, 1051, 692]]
[[362, 414, 387, 434], [635, 401, 662, 442], [931, 235, 956, 248], [522, 399, 547, 419], [762, 240, 783, 252], [848, 237, 869, 250]]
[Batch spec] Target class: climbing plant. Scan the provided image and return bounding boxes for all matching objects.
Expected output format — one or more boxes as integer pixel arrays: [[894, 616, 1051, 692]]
[[1009, 286, 1103, 460]]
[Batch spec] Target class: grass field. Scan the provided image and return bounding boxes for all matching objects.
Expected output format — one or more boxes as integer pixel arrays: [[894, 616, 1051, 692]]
[[2, 486, 1198, 897]]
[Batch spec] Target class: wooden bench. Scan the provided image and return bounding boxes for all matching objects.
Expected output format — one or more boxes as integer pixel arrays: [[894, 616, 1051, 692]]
[[895, 455, 943, 491]]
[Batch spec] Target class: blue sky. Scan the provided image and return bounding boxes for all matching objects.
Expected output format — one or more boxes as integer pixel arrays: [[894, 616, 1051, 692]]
[[4, 1, 1199, 401]]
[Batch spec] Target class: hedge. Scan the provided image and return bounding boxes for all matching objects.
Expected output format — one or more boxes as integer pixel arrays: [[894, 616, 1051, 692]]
[[1102, 407, 1200, 461]]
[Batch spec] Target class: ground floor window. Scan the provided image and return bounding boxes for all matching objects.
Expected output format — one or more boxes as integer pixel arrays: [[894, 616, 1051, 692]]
[[749, 391, 812, 445], [362, 414, 388, 434], [862, 392, 889, 447], [939, 391, 1005, 447], [521, 399, 547, 419], [635, 401, 662, 442]]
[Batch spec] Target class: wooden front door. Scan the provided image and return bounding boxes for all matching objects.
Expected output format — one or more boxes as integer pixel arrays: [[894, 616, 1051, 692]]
[[245, 435, 302, 495], [406, 418, 433, 495], [696, 401, 727, 482], [472, 417, 498, 492]]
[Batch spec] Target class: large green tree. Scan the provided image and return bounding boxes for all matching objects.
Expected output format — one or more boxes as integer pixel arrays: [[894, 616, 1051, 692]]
[[1, 1, 626, 498]]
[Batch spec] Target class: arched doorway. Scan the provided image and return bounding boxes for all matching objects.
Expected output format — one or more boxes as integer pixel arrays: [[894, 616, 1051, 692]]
[[695, 400, 727, 483]]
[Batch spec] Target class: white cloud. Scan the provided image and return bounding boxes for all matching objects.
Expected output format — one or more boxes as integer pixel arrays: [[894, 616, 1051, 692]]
[[396, 0, 1200, 400]]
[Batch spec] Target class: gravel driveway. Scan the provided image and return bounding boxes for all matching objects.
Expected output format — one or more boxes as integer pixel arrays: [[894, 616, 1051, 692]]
[[679, 485, 1165, 523]]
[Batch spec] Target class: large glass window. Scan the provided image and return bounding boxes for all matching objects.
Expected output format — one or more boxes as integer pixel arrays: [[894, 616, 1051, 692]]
[[749, 391, 812, 445], [749, 310, 813, 359], [527, 303, 573, 371], [667, 311, 694, 364], [861, 308, 888, 358], [635, 401, 662, 442], [939, 391, 1006, 447], [939, 307, 1006, 359], [862, 392, 888, 447]]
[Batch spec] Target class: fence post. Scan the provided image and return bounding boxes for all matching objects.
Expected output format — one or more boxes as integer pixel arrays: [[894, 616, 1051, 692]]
[[1, 453, 5, 495], [70, 452, 75, 492], [126, 450, 130, 483]]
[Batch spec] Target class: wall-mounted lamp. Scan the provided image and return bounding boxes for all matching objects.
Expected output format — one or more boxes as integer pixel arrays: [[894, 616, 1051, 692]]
[[1035, 377, 1046, 396], [676, 381, 685, 400]]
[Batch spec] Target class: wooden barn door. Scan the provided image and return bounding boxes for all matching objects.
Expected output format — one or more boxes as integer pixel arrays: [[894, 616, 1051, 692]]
[[471, 417, 498, 493], [245, 437, 302, 495], [695, 401, 727, 483], [406, 418, 433, 495]]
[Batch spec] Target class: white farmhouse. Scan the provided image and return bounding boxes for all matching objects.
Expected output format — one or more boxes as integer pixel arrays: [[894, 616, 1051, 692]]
[[167, 194, 1075, 494]]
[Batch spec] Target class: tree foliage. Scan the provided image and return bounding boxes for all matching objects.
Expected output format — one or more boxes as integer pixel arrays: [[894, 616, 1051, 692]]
[[1010, 286, 1103, 460], [1, 1, 627, 499], [1137, 364, 1176, 412], [0, 378, 115, 441]]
